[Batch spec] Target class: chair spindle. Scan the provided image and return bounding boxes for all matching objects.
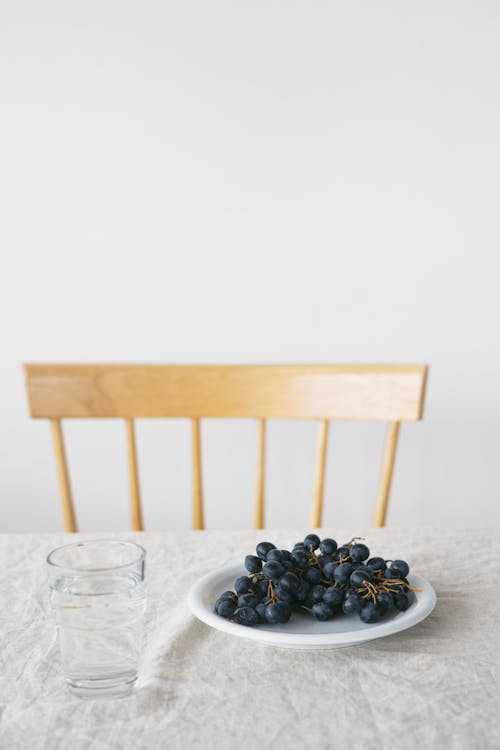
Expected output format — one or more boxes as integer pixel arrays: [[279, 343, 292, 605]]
[[253, 419, 266, 529], [50, 419, 77, 532], [125, 418, 143, 531], [372, 421, 400, 527], [191, 418, 204, 530], [310, 419, 329, 528]]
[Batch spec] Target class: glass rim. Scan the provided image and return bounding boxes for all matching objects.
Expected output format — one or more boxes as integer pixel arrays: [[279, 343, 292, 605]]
[[46, 539, 146, 573]]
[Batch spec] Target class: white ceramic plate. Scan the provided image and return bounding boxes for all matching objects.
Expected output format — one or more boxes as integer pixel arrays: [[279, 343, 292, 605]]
[[188, 563, 436, 650]]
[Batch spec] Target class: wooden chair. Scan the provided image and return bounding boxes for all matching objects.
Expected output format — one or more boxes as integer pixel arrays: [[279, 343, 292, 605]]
[[24, 363, 427, 532]]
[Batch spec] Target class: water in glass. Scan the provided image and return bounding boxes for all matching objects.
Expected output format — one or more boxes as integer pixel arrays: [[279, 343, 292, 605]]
[[47, 540, 146, 698]]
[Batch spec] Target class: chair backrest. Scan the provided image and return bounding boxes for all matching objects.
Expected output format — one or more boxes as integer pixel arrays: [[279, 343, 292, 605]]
[[24, 363, 428, 532]]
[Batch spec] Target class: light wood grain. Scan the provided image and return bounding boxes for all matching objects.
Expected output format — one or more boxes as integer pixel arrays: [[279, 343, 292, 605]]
[[310, 419, 329, 528], [50, 419, 77, 532], [124, 418, 143, 531], [24, 364, 427, 421], [253, 419, 266, 529], [25, 364, 427, 530], [372, 421, 400, 527], [191, 418, 204, 530]]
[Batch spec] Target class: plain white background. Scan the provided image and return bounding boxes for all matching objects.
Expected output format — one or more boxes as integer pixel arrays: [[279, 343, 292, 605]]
[[1, 1, 499, 532]]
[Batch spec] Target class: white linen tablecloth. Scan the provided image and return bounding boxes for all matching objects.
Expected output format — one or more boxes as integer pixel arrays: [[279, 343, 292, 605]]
[[0, 528, 499, 750]]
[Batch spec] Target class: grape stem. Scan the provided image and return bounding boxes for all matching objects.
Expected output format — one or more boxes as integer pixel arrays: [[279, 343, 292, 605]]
[[346, 537, 365, 547], [307, 550, 321, 567], [267, 580, 277, 602], [382, 578, 423, 593], [355, 580, 378, 604]]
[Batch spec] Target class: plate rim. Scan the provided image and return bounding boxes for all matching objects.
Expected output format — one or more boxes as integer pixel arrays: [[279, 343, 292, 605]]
[[187, 562, 436, 647]]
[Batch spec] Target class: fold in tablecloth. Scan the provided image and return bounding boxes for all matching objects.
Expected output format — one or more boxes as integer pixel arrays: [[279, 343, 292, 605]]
[[0, 528, 498, 750]]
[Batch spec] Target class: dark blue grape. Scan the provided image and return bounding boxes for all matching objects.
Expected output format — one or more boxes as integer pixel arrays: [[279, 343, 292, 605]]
[[273, 581, 295, 604], [367, 557, 386, 572], [349, 543, 370, 562], [279, 571, 301, 594], [291, 550, 308, 569], [264, 604, 281, 624], [256, 541, 276, 561], [393, 593, 410, 611], [265, 602, 291, 624], [304, 566, 321, 585], [233, 606, 259, 626], [257, 579, 270, 598], [218, 591, 237, 601], [304, 533, 320, 551], [237, 593, 260, 609], [295, 580, 310, 602], [280, 550, 292, 562], [293, 542, 306, 551], [384, 567, 402, 580], [317, 555, 333, 568], [234, 576, 253, 595], [333, 562, 353, 584], [399, 584, 410, 595], [334, 545, 351, 560], [350, 568, 375, 588], [266, 549, 283, 563], [216, 599, 237, 618], [376, 591, 393, 613], [343, 593, 363, 614], [262, 561, 284, 581], [359, 602, 382, 623], [274, 586, 294, 604], [214, 593, 235, 611], [323, 587, 344, 607], [323, 561, 338, 580], [306, 585, 325, 604], [245, 554, 262, 573], [319, 538, 337, 555], [277, 601, 292, 623], [255, 602, 268, 622], [391, 560, 410, 578], [388, 582, 406, 594], [311, 602, 334, 621]]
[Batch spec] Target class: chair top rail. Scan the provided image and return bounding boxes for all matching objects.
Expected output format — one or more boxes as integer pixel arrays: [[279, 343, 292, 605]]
[[25, 363, 427, 421]]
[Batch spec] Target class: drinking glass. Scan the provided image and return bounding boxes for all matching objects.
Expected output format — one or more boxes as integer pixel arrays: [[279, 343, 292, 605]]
[[47, 540, 147, 698]]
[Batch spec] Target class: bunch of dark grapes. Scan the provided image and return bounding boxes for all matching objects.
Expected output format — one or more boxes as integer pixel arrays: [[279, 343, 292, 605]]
[[214, 534, 421, 627]]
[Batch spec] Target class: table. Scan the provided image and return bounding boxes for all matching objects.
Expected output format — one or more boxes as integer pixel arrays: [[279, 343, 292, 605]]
[[0, 528, 499, 750]]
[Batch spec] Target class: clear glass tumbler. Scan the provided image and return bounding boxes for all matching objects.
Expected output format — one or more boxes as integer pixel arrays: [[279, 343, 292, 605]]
[[47, 540, 147, 698]]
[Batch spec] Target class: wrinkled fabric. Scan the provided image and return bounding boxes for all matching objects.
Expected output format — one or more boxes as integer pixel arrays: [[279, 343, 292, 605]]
[[0, 528, 498, 750]]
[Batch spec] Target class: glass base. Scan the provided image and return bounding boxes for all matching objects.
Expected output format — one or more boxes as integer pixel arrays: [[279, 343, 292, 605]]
[[66, 672, 137, 699]]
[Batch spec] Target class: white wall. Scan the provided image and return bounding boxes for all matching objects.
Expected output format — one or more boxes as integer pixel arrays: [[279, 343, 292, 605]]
[[1, 0, 499, 532]]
